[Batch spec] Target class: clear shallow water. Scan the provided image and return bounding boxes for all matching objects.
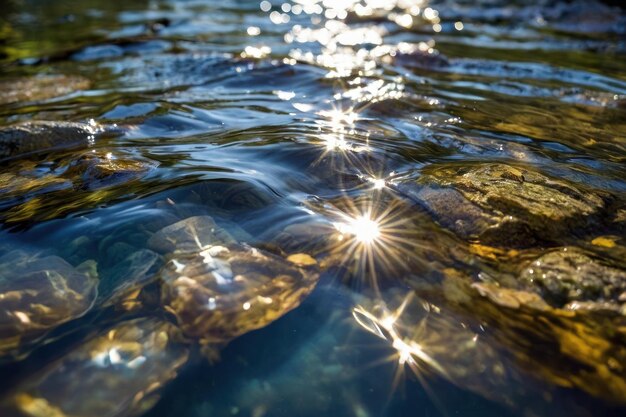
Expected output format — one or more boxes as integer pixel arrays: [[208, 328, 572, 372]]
[[0, 1, 625, 417]]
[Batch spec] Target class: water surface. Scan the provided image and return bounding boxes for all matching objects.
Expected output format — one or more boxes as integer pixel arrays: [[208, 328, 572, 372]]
[[1, 1, 625, 417]]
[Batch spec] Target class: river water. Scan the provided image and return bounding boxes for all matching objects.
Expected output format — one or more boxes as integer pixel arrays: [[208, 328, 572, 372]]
[[0, 1, 625, 417]]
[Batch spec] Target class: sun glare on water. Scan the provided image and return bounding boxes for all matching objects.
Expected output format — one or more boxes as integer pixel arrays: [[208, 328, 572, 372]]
[[335, 215, 380, 245]]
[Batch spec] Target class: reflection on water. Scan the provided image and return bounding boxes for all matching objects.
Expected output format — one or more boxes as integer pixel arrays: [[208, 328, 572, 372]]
[[1, 0, 625, 416]]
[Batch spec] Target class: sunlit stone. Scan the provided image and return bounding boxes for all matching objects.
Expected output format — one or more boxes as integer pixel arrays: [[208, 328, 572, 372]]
[[12, 319, 189, 417]]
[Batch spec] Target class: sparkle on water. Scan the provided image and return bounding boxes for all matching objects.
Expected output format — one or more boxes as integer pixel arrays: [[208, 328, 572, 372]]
[[350, 292, 453, 412], [1, 0, 624, 416], [334, 214, 381, 245]]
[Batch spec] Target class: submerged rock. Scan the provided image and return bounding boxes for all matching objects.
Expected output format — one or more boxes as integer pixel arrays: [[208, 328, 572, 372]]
[[184, 181, 278, 220], [153, 215, 319, 355], [0, 251, 98, 359], [8, 318, 189, 417], [519, 247, 626, 314], [400, 163, 609, 247], [63, 151, 155, 190], [0, 151, 155, 225], [0, 121, 118, 161], [0, 168, 71, 197], [0, 75, 90, 106], [407, 269, 626, 408], [353, 290, 543, 413], [99, 249, 161, 311], [161, 242, 319, 352], [147, 215, 236, 254]]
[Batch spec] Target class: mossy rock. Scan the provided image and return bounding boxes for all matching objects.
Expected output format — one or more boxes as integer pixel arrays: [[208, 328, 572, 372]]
[[519, 247, 626, 314], [0, 75, 90, 106], [401, 163, 611, 247], [0, 121, 120, 161]]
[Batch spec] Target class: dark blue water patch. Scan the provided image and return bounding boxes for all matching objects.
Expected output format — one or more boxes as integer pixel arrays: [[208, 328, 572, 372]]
[[398, 56, 626, 93], [102, 102, 159, 119], [189, 106, 295, 131], [101, 52, 239, 90], [124, 107, 226, 139], [72, 44, 125, 61], [541, 141, 578, 153], [69, 38, 172, 62], [13, 175, 290, 239], [434, 0, 626, 35], [142, 284, 517, 417], [164, 61, 332, 116], [439, 79, 625, 108]]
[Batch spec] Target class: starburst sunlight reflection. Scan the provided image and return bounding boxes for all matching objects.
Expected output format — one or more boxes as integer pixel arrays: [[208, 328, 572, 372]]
[[314, 193, 424, 293], [350, 291, 456, 412], [352, 294, 444, 375]]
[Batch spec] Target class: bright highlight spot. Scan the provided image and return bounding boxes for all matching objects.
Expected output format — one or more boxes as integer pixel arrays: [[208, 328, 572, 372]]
[[393, 338, 414, 365], [352, 216, 380, 244], [352, 298, 446, 375], [335, 215, 380, 244], [241, 45, 272, 58], [369, 177, 386, 189], [247, 26, 261, 36], [275, 90, 296, 100], [319, 108, 359, 126], [260, 1, 271, 12], [323, 133, 351, 151]]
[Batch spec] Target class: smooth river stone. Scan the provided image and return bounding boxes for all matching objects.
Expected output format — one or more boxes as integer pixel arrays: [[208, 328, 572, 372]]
[[9, 318, 189, 417], [0, 121, 108, 161]]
